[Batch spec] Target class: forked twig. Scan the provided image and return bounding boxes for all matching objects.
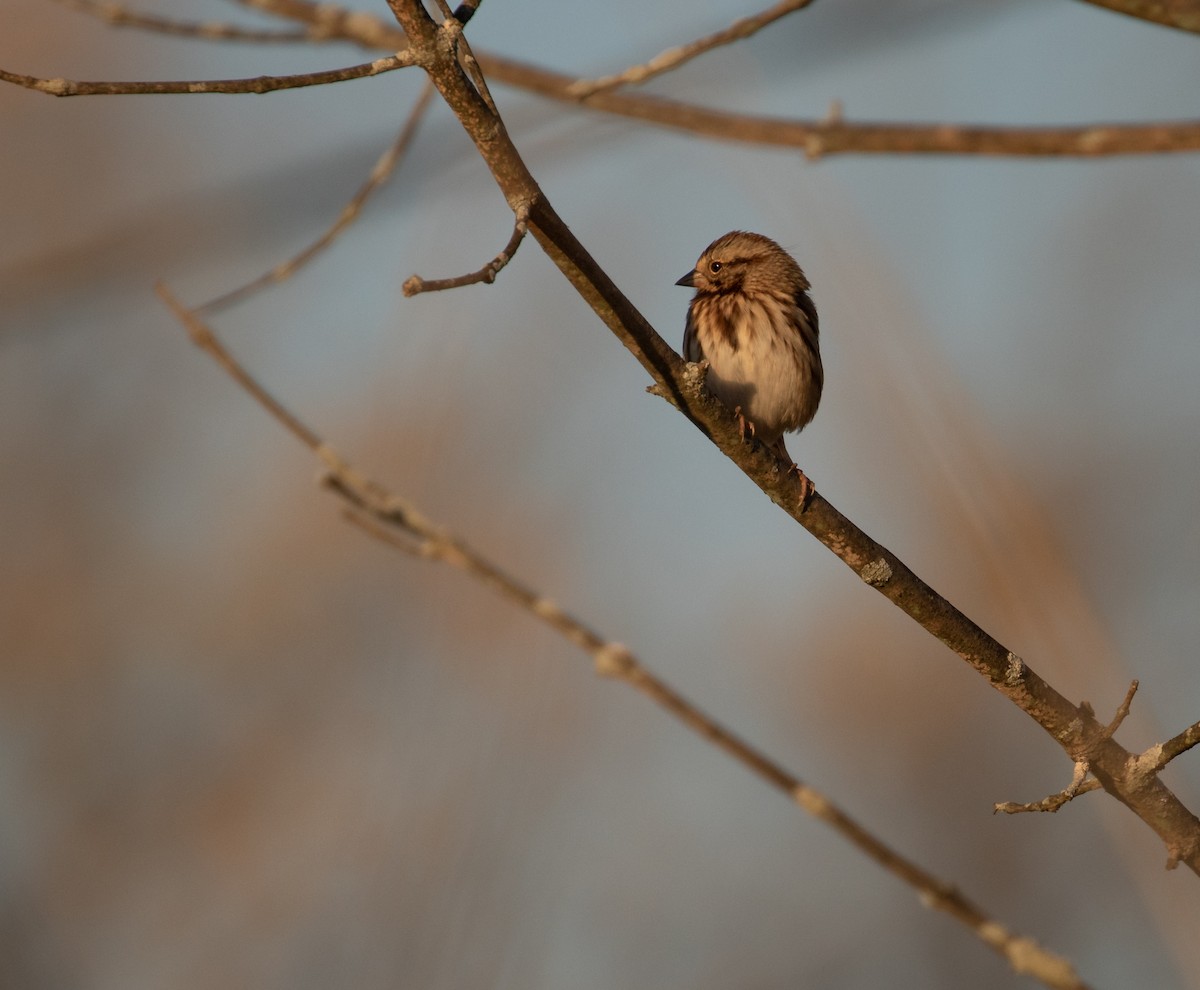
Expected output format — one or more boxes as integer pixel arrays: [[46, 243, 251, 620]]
[[995, 682, 1139, 815], [566, 0, 813, 99], [998, 691, 1200, 816], [401, 205, 530, 296], [156, 285, 1087, 990], [199, 78, 436, 314]]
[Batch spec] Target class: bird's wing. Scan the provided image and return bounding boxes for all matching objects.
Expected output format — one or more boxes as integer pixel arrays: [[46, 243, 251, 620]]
[[682, 306, 704, 362]]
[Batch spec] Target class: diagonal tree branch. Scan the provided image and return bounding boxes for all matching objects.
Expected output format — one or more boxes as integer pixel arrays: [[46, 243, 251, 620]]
[[388, 0, 1200, 874], [156, 283, 1090, 990]]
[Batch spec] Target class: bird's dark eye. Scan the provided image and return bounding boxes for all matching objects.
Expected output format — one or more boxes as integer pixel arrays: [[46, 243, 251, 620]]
[[709, 261, 723, 274]]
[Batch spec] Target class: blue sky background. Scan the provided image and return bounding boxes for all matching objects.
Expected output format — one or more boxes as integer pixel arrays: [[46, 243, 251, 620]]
[[3, 1, 1200, 987]]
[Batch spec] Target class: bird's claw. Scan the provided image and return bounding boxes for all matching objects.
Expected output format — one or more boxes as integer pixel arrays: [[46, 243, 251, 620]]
[[786, 463, 816, 511], [734, 406, 758, 447]]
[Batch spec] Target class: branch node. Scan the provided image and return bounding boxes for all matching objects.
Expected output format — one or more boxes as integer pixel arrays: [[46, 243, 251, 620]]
[[859, 557, 892, 587], [1004, 652, 1026, 687], [593, 642, 635, 679]]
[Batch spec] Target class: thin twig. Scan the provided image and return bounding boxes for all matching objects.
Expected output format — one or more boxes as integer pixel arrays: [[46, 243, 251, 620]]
[[0, 53, 414, 98], [51, 0, 317, 43], [566, 0, 813, 99], [1102, 680, 1139, 738], [1137, 719, 1200, 775], [155, 286, 1087, 990], [401, 206, 529, 297], [1155, 719, 1200, 768], [199, 79, 436, 314], [157, 285, 322, 450], [995, 769, 1101, 816]]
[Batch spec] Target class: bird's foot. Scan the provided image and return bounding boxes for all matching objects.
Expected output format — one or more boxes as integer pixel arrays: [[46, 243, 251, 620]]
[[786, 462, 816, 511], [734, 407, 758, 448]]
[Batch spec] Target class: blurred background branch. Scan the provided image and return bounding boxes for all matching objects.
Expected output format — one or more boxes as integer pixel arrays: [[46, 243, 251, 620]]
[[1074, 0, 1200, 33]]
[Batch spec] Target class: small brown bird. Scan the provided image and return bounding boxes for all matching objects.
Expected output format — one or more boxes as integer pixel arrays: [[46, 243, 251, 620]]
[[677, 230, 823, 498]]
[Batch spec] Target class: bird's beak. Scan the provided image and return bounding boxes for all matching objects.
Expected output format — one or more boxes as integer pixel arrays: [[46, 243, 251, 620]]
[[675, 270, 696, 287]]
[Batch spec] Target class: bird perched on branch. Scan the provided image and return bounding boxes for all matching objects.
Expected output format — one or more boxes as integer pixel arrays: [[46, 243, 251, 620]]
[[677, 230, 823, 502]]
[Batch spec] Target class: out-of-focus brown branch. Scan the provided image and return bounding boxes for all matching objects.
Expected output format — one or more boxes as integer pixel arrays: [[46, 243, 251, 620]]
[[199, 78, 436, 314], [0, 53, 413, 97], [487, 56, 1200, 158], [156, 284, 1089, 990], [22, 0, 1200, 156], [1074, 0, 1200, 33], [389, 0, 1200, 875], [402, 205, 529, 296], [52, 0, 316, 42], [33, 0, 1200, 157], [565, 0, 814, 99]]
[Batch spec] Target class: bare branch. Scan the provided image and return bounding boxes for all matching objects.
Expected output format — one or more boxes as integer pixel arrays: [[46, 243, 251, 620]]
[[231, 0, 406, 49], [211, 1, 1200, 158], [38, 0, 1190, 157], [994, 682, 1139, 815], [1074, 0, 1200, 33], [995, 765, 1101, 816], [1102, 680, 1139, 737], [340, 520, 1090, 989], [1137, 718, 1200, 775], [1156, 719, 1200, 767], [393, 0, 1200, 874], [0, 53, 414, 98], [199, 79, 436, 314], [999, 683, 1198, 815], [402, 205, 529, 296], [51, 0, 318, 43], [157, 288, 1088, 990], [485, 55, 1200, 158], [566, 0, 813, 99], [156, 285, 322, 451]]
